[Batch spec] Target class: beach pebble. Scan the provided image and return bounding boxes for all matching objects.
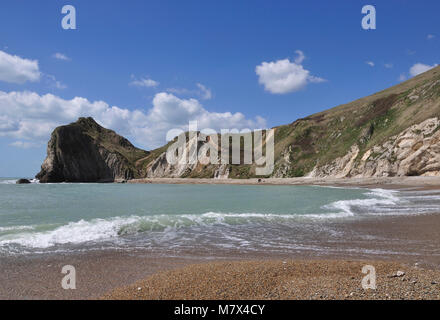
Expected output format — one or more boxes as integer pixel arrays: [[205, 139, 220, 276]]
[[390, 271, 405, 278]]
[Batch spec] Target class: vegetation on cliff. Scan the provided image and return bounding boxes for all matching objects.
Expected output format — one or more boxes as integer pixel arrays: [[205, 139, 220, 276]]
[[37, 66, 440, 181]]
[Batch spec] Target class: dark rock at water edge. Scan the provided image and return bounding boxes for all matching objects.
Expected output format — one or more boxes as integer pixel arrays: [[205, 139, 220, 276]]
[[36, 117, 150, 183], [16, 178, 31, 184]]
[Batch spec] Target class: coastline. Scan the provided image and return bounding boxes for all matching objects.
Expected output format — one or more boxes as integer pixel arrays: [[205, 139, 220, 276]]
[[1, 211, 440, 300], [128, 176, 440, 190]]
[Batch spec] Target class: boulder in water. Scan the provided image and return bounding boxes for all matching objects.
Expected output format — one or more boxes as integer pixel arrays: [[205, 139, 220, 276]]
[[16, 178, 31, 184]]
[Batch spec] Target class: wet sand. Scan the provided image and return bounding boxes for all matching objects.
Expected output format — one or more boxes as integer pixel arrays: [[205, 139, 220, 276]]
[[1, 213, 439, 300]]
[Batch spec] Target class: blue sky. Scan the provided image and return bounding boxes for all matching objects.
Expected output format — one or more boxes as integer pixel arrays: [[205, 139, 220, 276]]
[[0, 0, 439, 177]]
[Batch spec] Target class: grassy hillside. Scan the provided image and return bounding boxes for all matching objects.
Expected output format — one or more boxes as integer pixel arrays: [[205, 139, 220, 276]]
[[142, 66, 440, 179], [268, 66, 440, 178]]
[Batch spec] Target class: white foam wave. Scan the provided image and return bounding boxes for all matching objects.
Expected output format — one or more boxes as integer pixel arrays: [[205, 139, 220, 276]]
[[322, 188, 402, 217], [0, 179, 17, 184], [0, 212, 320, 249], [1, 187, 438, 251], [0, 179, 39, 185], [0, 217, 140, 248], [0, 225, 35, 232]]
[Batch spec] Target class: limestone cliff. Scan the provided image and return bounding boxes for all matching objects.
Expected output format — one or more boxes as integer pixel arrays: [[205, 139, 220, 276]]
[[36, 117, 149, 183], [269, 66, 440, 178], [36, 66, 440, 181], [308, 117, 440, 178]]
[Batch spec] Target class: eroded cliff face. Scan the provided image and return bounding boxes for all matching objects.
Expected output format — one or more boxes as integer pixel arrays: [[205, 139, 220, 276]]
[[36, 117, 149, 183], [36, 67, 440, 181], [308, 117, 440, 178], [144, 135, 231, 179]]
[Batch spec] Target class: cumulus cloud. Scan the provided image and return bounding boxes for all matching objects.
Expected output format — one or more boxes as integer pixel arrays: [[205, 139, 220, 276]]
[[366, 61, 375, 67], [0, 91, 266, 149], [0, 50, 40, 84], [129, 76, 159, 88], [255, 51, 325, 94], [409, 63, 438, 77], [52, 53, 71, 61]]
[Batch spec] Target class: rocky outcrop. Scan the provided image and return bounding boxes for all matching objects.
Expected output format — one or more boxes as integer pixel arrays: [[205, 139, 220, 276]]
[[308, 145, 360, 178], [35, 67, 440, 181], [145, 151, 197, 178], [16, 179, 31, 184], [36, 117, 149, 183], [145, 134, 225, 178], [308, 117, 440, 178]]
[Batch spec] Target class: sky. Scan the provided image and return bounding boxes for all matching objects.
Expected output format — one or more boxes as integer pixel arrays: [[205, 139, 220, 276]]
[[0, 0, 439, 177]]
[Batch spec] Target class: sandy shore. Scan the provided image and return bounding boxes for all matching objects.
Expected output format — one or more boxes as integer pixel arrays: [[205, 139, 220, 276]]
[[1, 212, 439, 300], [2, 178, 440, 300], [103, 260, 440, 300], [0, 251, 208, 300], [129, 176, 440, 189]]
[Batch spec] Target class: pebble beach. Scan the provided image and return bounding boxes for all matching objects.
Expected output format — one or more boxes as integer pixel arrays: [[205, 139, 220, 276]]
[[103, 260, 440, 300]]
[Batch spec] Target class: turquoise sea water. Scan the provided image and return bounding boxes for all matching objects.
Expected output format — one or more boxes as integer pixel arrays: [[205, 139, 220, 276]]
[[1, 178, 439, 256]]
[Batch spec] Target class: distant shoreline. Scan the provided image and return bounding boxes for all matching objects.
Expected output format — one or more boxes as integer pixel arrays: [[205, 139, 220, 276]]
[[128, 176, 440, 190], [6, 175, 440, 189]]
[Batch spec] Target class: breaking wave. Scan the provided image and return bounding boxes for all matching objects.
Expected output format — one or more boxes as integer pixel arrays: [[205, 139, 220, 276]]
[[1, 188, 439, 252]]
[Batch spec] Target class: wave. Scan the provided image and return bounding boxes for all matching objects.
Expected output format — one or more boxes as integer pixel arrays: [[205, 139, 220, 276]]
[[0, 188, 437, 251], [0, 225, 35, 232], [322, 188, 405, 217], [0, 213, 306, 249], [0, 179, 39, 185], [0, 179, 17, 184]]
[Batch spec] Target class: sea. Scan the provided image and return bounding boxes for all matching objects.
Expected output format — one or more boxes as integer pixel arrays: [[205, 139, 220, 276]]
[[1, 177, 440, 258]]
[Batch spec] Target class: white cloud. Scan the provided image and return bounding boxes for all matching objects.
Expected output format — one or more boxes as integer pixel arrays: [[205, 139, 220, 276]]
[[256, 51, 325, 94], [9, 141, 39, 149], [427, 34, 435, 40], [0, 91, 266, 149], [366, 61, 375, 67], [398, 73, 407, 82], [129, 76, 159, 88], [166, 87, 191, 95], [167, 83, 213, 100], [52, 53, 71, 61], [384, 63, 393, 69], [0, 50, 40, 84], [294, 50, 305, 64], [45, 74, 67, 90], [195, 83, 212, 100], [409, 63, 438, 77]]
